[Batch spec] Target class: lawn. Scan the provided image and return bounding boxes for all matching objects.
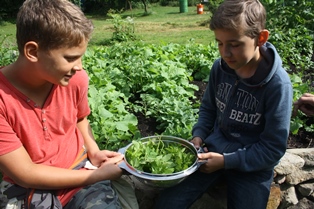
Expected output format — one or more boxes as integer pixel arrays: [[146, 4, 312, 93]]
[[0, 20, 16, 48], [89, 5, 215, 46], [0, 6, 215, 47]]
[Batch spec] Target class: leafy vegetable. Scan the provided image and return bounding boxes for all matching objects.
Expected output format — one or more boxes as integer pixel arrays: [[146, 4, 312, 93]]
[[125, 138, 196, 174]]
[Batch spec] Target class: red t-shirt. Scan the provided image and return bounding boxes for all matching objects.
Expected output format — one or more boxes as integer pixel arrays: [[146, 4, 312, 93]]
[[0, 69, 91, 205]]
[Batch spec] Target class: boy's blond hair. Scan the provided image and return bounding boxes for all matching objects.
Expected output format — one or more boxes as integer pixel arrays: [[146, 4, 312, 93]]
[[16, 0, 94, 53], [210, 0, 266, 38]]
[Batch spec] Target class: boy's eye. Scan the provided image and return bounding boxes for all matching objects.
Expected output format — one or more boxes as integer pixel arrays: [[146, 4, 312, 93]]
[[216, 42, 240, 48], [65, 56, 79, 62]]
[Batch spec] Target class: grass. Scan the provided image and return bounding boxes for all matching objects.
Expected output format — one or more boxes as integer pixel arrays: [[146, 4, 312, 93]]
[[0, 20, 16, 48], [0, 6, 215, 47], [91, 6, 214, 45]]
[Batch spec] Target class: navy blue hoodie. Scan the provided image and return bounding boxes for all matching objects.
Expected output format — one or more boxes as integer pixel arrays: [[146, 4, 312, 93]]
[[192, 42, 293, 172]]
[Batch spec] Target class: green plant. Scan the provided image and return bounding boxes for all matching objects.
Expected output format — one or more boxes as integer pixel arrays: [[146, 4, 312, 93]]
[[86, 42, 203, 139], [206, 0, 224, 13], [0, 35, 18, 66], [264, 0, 314, 136], [267, 0, 314, 74], [290, 74, 314, 134], [107, 12, 137, 42], [70, 0, 82, 8], [125, 137, 195, 174], [0, 2, 313, 150], [83, 47, 141, 150]]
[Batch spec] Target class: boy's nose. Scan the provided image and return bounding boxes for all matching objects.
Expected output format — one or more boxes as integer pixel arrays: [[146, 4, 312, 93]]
[[72, 66, 82, 71], [73, 60, 83, 71], [222, 46, 231, 58]]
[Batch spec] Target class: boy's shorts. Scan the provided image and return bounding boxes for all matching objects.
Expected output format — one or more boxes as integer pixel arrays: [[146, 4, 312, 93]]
[[64, 177, 139, 209], [64, 180, 121, 209], [0, 177, 138, 209]]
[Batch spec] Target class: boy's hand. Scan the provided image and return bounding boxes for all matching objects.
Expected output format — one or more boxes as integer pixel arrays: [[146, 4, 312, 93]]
[[191, 137, 208, 152], [293, 93, 314, 117], [197, 152, 224, 173], [97, 155, 124, 180], [90, 150, 124, 168]]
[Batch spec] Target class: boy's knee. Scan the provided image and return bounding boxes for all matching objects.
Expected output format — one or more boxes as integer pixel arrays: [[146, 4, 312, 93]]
[[65, 180, 121, 209]]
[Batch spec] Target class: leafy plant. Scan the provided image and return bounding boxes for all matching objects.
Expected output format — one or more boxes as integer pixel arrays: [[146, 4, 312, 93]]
[[83, 47, 141, 150], [107, 12, 137, 42], [290, 74, 314, 134], [0, 35, 18, 66], [267, 0, 314, 75], [125, 137, 195, 174], [0, 1, 313, 152], [265, 0, 314, 136]]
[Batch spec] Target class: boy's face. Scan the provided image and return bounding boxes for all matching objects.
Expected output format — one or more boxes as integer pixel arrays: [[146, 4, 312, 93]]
[[214, 29, 260, 75], [36, 41, 88, 86]]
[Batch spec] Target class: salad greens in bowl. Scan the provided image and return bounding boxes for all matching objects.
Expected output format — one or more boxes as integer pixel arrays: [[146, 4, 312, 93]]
[[118, 135, 204, 188]]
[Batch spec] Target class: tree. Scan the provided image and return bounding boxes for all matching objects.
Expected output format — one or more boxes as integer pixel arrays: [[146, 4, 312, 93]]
[[140, 0, 148, 14], [125, 0, 132, 10], [125, 0, 148, 14]]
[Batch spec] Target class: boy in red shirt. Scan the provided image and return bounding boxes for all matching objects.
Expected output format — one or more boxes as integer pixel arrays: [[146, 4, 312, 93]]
[[0, 0, 137, 208]]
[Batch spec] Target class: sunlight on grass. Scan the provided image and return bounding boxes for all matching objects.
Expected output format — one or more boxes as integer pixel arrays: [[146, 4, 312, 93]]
[[89, 6, 214, 46], [0, 21, 17, 47], [0, 6, 215, 47]]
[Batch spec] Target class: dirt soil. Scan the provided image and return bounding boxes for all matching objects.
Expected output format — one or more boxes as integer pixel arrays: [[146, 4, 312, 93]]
[[136, 81, 314, 149]]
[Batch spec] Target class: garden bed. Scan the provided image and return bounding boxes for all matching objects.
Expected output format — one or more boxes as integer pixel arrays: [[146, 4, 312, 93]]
[[136, 80, 314, 149]]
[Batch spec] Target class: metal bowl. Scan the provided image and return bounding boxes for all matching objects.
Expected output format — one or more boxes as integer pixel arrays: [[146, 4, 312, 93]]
[[118, 135, 202, 188]]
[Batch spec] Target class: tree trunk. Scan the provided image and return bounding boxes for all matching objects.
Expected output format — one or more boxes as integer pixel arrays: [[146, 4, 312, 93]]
[[125, 0, 132, 11], [141, 0, 148, 14]]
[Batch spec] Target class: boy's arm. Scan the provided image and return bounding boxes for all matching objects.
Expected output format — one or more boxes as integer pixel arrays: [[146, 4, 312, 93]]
[[224, 81, 293, 171], [76, 117, 100, 155], [76, 117, 123, 167], [0, 146, 122, 190]]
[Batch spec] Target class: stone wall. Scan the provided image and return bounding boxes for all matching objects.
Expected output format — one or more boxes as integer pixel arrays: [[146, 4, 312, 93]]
[[1, 149, 312, 209], [273, 148, 314, 209], [133, 148, 314, 209]]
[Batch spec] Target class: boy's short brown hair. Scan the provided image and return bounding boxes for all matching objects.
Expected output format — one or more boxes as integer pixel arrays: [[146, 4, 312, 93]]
[[209, 0, 266, 38], [16, 0, 94, 53]]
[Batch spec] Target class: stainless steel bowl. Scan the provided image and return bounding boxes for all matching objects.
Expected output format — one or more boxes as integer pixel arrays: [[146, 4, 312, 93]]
[[118, 135, 203, 188]]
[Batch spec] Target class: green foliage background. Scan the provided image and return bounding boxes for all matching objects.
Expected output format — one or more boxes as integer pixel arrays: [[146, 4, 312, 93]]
[[0, 1, 313, 151]]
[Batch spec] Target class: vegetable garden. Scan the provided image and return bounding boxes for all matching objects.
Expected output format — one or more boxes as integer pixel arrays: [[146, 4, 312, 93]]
[[0, 0, 313, 151]]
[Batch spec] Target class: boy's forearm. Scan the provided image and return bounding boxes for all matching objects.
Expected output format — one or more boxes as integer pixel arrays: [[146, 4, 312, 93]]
[[19, 164, 97, 189], [0, 146, 103, 190], [76, 117, 100, 155]]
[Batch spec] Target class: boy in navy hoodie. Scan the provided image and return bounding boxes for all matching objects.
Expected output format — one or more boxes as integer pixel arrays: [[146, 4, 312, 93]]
[[155, 0, 292, 208]]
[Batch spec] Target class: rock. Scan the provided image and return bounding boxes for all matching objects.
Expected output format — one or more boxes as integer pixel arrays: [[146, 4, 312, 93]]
[[267, 184, 281, 209], [274, 175, 286, 184], [287, 148, 314, 167], [285, 197, 314, 209], [297, 182, 314, 196], [275, 152, 305, 175], [285, 169, 314, 185], [130, 148, 314, 209], [278, 184, 299, 209], [309, 192, 314, 201]]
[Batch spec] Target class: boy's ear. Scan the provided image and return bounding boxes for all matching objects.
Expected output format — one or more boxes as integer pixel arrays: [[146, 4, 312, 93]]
[[24, 41, 39, 62], [258, 30, 269, 46]]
